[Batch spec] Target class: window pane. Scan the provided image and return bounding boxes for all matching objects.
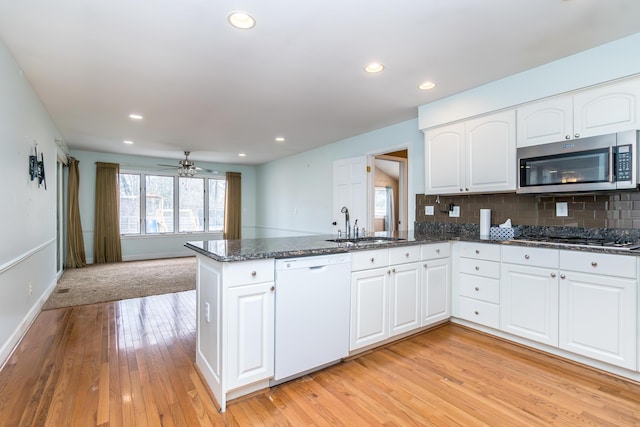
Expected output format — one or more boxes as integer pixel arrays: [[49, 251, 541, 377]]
[[179, 177, 204, 232], [375, 187, 387, 218], [119, 173, 140, 234], [146, 175, 174, 233], [209, 179, 226, 231]]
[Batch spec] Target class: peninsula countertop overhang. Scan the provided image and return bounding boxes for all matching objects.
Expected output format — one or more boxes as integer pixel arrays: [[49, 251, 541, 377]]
[[186, 230, 640, 262]]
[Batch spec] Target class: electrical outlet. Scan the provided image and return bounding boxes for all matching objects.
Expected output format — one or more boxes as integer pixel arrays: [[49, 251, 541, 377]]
[[556, 202, 568, 217], [425, 206, 434, 215], [204, 302, 211, 323], [449, 206, 460, 217]]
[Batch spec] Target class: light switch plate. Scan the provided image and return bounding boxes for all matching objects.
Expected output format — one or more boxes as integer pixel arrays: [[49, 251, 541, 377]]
[[425, 206, 434, 215], [449, 206, 460, 217], [556, 202, 568, 217]]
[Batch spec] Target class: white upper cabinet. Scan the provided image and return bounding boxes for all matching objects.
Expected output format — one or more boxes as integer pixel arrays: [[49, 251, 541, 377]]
[[424, 110, 516, 195], [517, 78, 640, 148]]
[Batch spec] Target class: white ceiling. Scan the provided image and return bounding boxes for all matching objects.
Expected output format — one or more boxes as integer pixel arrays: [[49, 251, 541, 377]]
[[1, 1, 640, 166]]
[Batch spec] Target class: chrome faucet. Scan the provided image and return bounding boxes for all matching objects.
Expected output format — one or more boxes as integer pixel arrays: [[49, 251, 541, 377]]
[[340, 206, 350, 238]]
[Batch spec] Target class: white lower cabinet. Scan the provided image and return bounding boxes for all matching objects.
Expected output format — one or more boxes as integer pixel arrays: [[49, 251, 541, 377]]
[[226, 282, 275, 390], [195, 255, 275, 412], [501, 263, 559, 346], [350, 246, 431, 351], [558, 251, 637, 371], [421, 243, 451, 326], [500, 246, 559, 347]]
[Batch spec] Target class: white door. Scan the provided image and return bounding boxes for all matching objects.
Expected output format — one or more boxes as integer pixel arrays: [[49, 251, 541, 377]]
[[501, 264, 559, 346], [424, 122, 465, 194], [466, 110, 516, 193], [421, 258, 450, 326], [559, 272, 636, 370], [389, 262, 421, 336], [227, 282, 275, 389], [516, 96, 573, 147], [350, 268, 389, 350], [333, 156, 368, 234]]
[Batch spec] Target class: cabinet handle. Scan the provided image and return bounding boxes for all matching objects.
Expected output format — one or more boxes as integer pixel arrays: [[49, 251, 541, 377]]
[[370, 257, 375, 263], [423, 263, 428, 268], [474, 286, 480, 291], [575, 133, 580, 138], [565, 134, 571, 140], [524, 254, 530, 259], [475, 266, 480, 271], [474, 310, 479, 315], [591, 261, 598, 267], [436, 249, 440, 253], [460, 188, 463, 192], [251, 271, 257, 277], [405, 252, 410, 257], [550, 273, 556, 278], [475, 249, 480, 254], [465, 188, 469, 191], [270, 286, 275, 292], [392, 268, 396, 273], [560, 274, 566, 279]]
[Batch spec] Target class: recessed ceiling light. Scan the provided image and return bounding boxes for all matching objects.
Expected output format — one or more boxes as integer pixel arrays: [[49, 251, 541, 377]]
[[275, 137, 285, 142], [238, 153, 246, 157], [228, 11, 256, 29], [123, 140, 134, 145], [364, 63, 385, 73], [419, 81, 436, 90], [128, 113, 143, 120]]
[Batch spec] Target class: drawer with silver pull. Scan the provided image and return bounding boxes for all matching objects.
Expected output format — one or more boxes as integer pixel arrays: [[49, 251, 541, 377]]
[[389, 245, 422, 265], [458, 296, 500, 329], [459, 242, 500, 261], [459, 274, 500, 303], [351, 249, 389, 271], [226, 259, 275, 287], [502, 245, 559, 268], [421, 242, 451, 260], [459, 257, 500, 279], [559, 250, 636, 278]]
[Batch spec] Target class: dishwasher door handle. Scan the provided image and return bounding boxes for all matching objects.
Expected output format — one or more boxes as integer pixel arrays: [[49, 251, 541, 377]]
[[309, 265, 328, 272]]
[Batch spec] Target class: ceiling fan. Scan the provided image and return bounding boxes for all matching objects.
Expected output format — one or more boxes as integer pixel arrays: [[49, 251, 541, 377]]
[[158, 151, 216, 176]]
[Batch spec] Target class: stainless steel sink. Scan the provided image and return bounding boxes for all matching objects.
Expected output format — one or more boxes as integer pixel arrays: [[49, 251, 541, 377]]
[[326, 236, 405, 244]]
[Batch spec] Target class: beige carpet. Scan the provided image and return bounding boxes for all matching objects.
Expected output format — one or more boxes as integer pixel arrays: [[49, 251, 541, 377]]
[[42, 257, 196, 310]]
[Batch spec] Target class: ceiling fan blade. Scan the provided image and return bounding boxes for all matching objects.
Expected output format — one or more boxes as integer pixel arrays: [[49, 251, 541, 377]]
[[158, 164, 177, 168]]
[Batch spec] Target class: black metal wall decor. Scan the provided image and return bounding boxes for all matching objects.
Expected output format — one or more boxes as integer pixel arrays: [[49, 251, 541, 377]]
[[29, 145, 46, 189]]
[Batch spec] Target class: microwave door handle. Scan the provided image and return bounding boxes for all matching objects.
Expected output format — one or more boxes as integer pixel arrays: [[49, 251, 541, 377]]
[[609, 146, 615, 183]]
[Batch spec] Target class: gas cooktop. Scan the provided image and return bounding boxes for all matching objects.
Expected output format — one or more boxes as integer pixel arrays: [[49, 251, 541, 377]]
[[513, 235, 640, 250]]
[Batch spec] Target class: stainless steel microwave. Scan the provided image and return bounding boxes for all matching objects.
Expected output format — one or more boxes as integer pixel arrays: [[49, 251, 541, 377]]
[[517, 130, 639, 194]]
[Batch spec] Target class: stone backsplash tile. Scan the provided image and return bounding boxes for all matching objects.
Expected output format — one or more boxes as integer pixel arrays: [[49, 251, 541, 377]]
[[415, 191, 640, 230]]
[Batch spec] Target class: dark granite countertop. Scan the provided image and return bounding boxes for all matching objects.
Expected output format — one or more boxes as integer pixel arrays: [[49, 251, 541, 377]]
[[186, 226, 640, 262]]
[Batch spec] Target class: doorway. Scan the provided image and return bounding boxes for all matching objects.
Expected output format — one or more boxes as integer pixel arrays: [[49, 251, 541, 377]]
[[371, 149, 408, 232]]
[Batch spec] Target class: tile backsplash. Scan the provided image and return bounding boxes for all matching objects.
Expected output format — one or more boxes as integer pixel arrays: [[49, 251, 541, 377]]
[[415, 192, 640, 229]]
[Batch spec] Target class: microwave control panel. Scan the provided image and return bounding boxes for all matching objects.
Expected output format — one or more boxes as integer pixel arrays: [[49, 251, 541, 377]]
[[616, 144, 632, 181]]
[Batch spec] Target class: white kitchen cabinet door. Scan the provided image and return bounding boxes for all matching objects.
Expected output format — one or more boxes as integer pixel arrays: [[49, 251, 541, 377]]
[[573, 78, 640, 139], [424, 122, 465, 194], [421, 258, 450, 326], [389, 262, 421, 336], [465, 110, 516, 193], [501, 263, 559, 346], [516, 96, 573, 147], [333, 156, 368, 234], [350, 268, 389, 350], [226, 281, 275, 390], [559, 272, 637, 370]]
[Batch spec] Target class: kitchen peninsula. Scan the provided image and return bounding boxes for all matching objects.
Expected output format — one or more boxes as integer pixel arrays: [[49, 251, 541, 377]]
[[186, 227, 640, 412]]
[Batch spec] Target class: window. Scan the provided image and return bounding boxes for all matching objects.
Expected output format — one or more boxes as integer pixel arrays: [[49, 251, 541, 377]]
[[118, 172, 226, 235], [374, 187, 387, 218]]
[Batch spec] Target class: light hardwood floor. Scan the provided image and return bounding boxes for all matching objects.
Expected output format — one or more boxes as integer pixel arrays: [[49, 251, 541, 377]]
[[1, 290, 639, 426]]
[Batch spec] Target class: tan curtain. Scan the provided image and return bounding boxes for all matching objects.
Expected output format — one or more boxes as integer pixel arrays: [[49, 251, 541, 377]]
[[224, 172, 242, 240], [94, 162, 122, 263], [66, 158, 86, 268]]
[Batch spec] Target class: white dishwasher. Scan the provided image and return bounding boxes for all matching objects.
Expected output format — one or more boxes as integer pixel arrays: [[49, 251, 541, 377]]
[[271, 253, 352, 385]]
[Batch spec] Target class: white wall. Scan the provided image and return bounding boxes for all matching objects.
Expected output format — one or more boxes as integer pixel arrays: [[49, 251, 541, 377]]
[[0, 38, 62, 365], [255, 119, 424, 235], [419, 32, 640, 129], [70, 150, 258, 262]]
